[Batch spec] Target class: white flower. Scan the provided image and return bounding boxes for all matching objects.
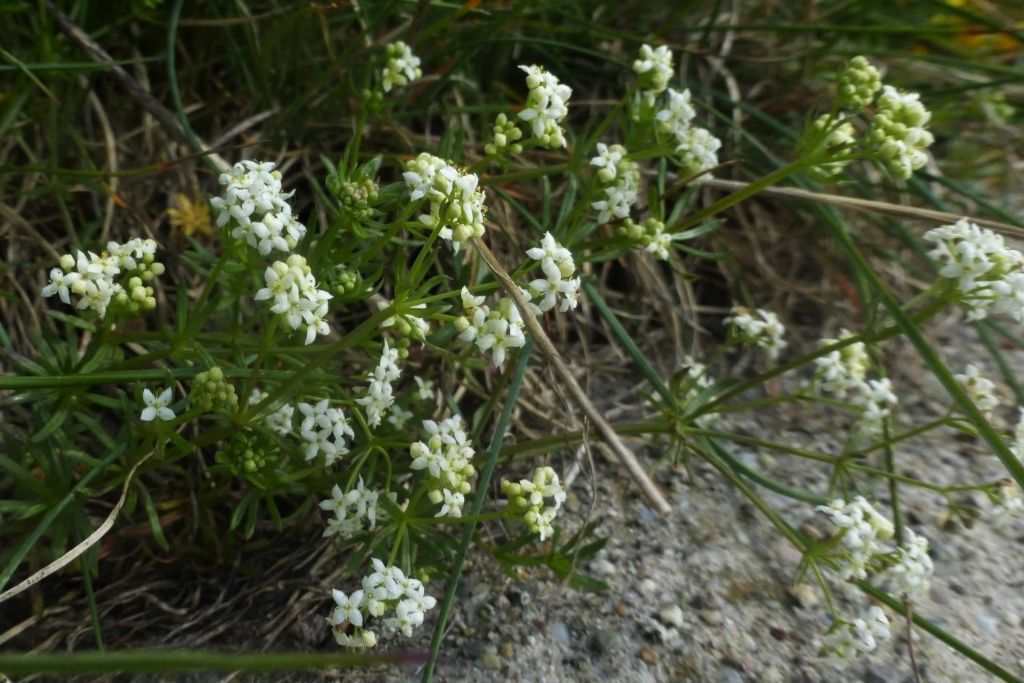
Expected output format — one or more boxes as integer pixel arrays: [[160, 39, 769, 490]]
[[654, 88, 695, 138], [403, 154, 486, 253], [41, 267, 81, 305], [870, 85, 933, 180], [381, 41, 422, 92], [589, 144, 640, 223], [955, 364, 999, 420], [356, 341, 401, 429], [329, 589, 365, 628], [410, 415, 476, 517], [255, 255, 332, 345], [140, 387, 175, 422], [589, 142, 626, 183], [820, 606, 891, 670], [298, 399, 354, 465], [211, 160, 306, 256], [887, 528, 933, 598], [818, 496, 894, 581], [924, 219, 1024, 323], [815, 330, 870, 399], [633, 44, 673, 102], [854, 378, 898, 437], [502, 466, 565, 541], [726, 306, 787, 361], [517, 65, 572, 149], [675, 126, 721, 179]]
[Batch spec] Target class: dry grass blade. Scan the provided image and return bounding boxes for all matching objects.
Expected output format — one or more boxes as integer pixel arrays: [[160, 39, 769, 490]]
[[472, 236, 672, 517], [0, 451, 153, 606], [703, 178, 1024, 237]]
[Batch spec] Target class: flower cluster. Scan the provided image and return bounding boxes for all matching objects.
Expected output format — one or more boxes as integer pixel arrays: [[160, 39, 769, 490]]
[[820, 606, 891, 671], [248, 388, 295, 436], [381, 41, 422, 93], [869, 85, 934, 180], [379, 299, 430, 340], [633, 44, 674, 103], [814, 330, 870, 398], [518, 65, 572, 149], [678, 356, 717, 428], [298, 399, 355, 466], [924, 219, 1024, 323], [254, 254, 333, 345], [140, 386, 175, 422], [888, 528, 934, 598], [356, 341, 401, 428], [954, 364, 999, 420], [726, 306, 787, 361], [42, 238, 165, 318], [409, 415, 476, 518], [320, 477, 388, 539], [327, 558, 437, 648], [836, 56, 882, 111], [403, 153, 487, 253], [211, 160, 306, 256], [674, 126, 723, 179], [455, 287, 527, 368], [817, 496, 895, 581], [590, 142, 641, 223], [501, 466, 566, 541], [189, 367, 238, 413], [655, 88, 696, 137], [484, 113, 524, 156], [524, 232, 582, 313], [619, 217, 676, 260]]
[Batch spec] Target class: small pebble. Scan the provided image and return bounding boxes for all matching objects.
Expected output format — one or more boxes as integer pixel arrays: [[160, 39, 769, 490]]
[[638, 578, 658, 595], [551, 621, 571, 645], [591, 558, 616, 575], [659, 604, 685, 628], [499, 643, 514, 658], [1003, 611, 1021, 628], [976, 613, 999, 635], [481, 649, 501, 670], [788, 583, 819, 609], [614, 602, 628, 616], [715, 664, 744, 683], [762, 666, 784, 683], [699, 609, 723, 626], [637, 646, 659, 665], [588, 628, 615, 655]]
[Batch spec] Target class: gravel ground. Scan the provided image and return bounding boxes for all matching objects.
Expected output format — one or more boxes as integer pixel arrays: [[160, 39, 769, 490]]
[[372, 316, 1024, 683]]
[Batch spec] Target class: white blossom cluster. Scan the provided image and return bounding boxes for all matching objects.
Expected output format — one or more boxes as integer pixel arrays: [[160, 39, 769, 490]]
[[455, 287, 527, 368], [632, 43, 673, 104], [954, 364, 999, 420], [590, 142, 641, 223], [211, 160, 306, 256], [726, 306, 787, 361], [409, 415, 476, 518], [817, 496, 895, 581], [355, 341, 401, 428], [403, 153, 487, 253], [633, 46, 722, 181], [501, 466, 567, 541], [43, 238, 165, 318], [819, 606, 892, 671], [525, 232, 582, 313], [818, 496, 935, 600], [254, 254, 333, 345], [813, 331, 897, 437], [814, 329, 870, 399], [888, 528, 934, 598], [327, 558, 437, 648], [248, 388, 295, 436], [298, 399, 355, 466], [869, 85, 934, 180], [319, 477, 389, 539], [381, 41, 422, 93], [679, 355, 717, 428], [518, 65, 572, 149], [924, 219, 1024, 323], [808, 114, 857, 178]]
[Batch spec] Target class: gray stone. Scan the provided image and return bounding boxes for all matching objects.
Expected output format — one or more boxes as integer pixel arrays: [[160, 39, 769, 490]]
[[715, 665, 744, 683], [551, 621, 571, 645], [659, 604, 685, 628]]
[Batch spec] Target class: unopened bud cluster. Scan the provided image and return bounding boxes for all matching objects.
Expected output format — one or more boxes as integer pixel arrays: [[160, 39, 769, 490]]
[[381, 41, 422, 93], [836, 56, 882, 111], [619, 217, 676, 260], [190, 367, 238, 413]]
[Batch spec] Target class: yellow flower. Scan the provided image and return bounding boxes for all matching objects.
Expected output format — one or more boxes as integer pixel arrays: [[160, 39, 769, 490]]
[[167, 193, 215, 239]]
